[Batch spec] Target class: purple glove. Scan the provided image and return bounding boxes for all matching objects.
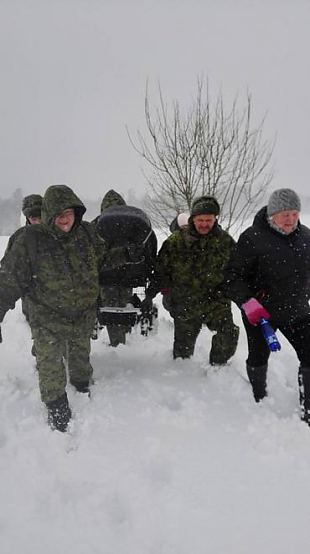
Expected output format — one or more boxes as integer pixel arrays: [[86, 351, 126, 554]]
[[241, 298, 270, 326]]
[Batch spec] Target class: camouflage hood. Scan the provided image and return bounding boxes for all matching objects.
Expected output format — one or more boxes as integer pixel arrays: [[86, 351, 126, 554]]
[[100, 189, 126, 212], [41, 185, 86, 229], [22, 194, 43, 219]]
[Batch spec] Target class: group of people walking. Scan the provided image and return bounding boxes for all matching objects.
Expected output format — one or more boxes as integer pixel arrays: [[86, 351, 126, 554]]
[[0, 184, 310, 432]]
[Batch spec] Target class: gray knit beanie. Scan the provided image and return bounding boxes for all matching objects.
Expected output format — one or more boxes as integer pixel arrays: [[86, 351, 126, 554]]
[[267, 188, 301, 217]]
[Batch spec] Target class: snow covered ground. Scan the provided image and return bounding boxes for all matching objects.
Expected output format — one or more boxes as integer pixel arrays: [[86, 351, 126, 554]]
[[1, 231, 310, 554]]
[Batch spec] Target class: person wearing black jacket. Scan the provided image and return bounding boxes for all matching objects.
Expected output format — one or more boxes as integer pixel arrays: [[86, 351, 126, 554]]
[[94, 189, 158, 346], [223, 188, 310, 424]]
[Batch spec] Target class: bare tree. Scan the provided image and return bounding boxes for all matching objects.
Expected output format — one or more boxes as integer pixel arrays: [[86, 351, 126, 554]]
[[128, 79, 274, 233]]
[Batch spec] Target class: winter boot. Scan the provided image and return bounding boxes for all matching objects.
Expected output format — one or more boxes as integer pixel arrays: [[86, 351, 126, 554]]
[[70, 378, 90, 395], [246, 363, 268, 402], [46, 392, 72, 432], [298, 366, 310, 425]]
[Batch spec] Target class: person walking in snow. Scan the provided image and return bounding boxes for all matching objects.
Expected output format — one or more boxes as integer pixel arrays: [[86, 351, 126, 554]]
[[162, 212, 190, 315], [92, 189, 134, 347], [223, 188, 310, 425], [0, 185, 107, 432], [3, 194, 43, 322], [4, 193, 43, 255], [142, 196, 239, 363], [93, 189, 158, 346]]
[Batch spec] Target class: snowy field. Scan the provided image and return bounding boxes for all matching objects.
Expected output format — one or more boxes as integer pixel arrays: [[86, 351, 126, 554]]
[[1, 223, 310, 554]]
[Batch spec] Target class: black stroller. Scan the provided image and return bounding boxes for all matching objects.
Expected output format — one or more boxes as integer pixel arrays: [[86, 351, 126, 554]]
[[94, 204, 158, 341]]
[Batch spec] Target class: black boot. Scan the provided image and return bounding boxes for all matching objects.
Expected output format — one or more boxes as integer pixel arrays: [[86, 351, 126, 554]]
[[246, 363, 268, 402], [298, 366, 310, 425], [70, 378, 90, 395], [46, 393, 72, 432]]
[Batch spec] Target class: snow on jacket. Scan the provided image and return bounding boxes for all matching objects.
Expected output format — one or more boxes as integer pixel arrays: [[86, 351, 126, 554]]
[[0, 185, 106, 327], [223, 206, 310, 324], [148, 219, 235, 319]]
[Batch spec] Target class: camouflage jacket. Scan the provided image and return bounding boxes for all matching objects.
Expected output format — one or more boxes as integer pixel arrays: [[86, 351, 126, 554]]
[[148, 220, 235, 319], [92, 189, 126, 227], [3, 226, 28, 259], [0, 185, 106, 327]]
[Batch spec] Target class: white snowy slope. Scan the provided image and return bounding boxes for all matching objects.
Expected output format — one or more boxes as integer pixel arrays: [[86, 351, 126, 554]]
[[1, 233, 310, 554]]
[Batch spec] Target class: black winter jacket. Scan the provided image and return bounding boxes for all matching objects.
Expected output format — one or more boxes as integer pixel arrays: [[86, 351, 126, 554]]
[[223, 207, 310, 325]]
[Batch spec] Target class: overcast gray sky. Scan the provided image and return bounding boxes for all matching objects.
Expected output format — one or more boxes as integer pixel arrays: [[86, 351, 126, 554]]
[[0, 0, 309, 202]]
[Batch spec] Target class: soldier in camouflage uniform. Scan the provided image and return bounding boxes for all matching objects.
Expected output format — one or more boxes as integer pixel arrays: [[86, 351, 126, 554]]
[[4, 194, 43, 256], [143, 196, 239, 363], [3, 194, 43, 322], [93, 189, 133, 347], [0, 185, 106, 432]]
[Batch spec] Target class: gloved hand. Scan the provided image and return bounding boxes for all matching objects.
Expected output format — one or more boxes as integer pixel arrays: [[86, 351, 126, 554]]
[[140, 295, 153, 315], [241, 298, 270, 326], [160, 288, 171, 296]]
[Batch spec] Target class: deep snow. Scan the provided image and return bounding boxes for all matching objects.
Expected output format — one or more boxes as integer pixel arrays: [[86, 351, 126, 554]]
[[1, 233, 310, 554]]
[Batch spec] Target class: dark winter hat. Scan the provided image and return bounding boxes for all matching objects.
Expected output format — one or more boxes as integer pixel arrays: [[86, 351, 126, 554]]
[[191, 196, 220, 217], [22, 194, 43, 219], [267, 188, 301, 217]]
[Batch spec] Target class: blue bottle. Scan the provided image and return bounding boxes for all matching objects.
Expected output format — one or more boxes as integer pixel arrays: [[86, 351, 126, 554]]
[[260, 318, 281, 351]]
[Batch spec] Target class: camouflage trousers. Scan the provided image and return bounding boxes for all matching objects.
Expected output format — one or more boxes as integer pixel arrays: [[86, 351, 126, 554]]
[[100, 285, 132, 347], [172, 302, 239, 363], [31, 313, 95, 404]]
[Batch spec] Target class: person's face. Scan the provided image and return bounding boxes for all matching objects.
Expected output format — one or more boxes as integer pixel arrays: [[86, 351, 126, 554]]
[[54, 208, 75, 233], [28, 216, 41, 225], [193, 214, 217, 235], [271, 210, 299, 234]]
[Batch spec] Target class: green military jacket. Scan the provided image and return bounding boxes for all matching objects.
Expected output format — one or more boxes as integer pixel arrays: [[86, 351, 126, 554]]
[[0, 185, 106, 329], [3, 226, 27, 259], [151, 220, 235, 319]]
